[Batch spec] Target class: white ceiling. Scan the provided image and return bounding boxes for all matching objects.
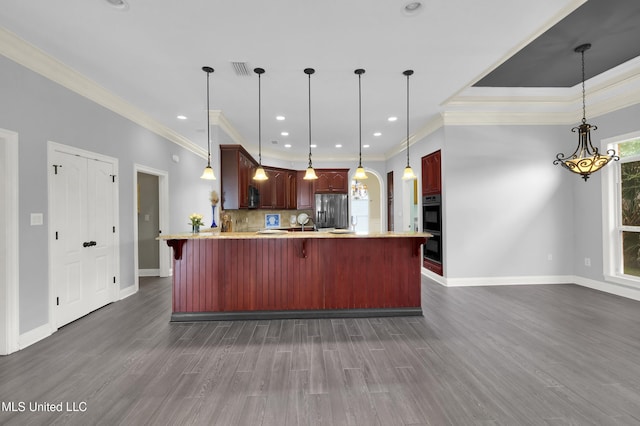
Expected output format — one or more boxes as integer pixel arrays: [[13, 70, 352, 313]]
[[0, 0, 582, 162]]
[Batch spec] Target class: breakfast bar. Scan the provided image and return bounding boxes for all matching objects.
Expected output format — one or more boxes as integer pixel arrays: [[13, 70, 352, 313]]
[[160, 231, 429, 321]]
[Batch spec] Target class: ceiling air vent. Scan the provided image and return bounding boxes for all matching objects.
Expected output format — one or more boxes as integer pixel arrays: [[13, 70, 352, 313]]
[[231, 62, 251, 76]]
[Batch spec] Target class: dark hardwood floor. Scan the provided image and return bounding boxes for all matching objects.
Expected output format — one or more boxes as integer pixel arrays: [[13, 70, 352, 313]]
[[2, 277, 640, 425]]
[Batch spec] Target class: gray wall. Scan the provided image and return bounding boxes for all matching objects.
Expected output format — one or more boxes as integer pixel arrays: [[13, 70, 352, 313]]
[[443, 124, 574, 279], [0, 56, 214, 334], [386, 104, 640, 282], [570, 102, 640, 281]]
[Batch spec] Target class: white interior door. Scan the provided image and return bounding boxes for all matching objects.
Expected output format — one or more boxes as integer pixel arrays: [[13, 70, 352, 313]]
[[87, 159, 115, 312], [51, 149, 115, 328]]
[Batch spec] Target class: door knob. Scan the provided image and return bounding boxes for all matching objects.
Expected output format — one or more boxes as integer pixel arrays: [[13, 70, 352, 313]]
[[90, 241, 97, 246], [83, 242, 90, 247]]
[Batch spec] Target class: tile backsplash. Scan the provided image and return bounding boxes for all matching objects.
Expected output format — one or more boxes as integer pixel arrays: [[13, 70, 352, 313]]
[[221, 209, 314, 232]]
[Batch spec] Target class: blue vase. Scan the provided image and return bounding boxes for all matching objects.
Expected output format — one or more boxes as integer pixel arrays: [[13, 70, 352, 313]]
[[211, 205, 217, 228]]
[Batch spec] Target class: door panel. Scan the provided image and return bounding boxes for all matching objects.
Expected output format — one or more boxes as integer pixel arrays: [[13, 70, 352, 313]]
[[52, 151, 88, 326], [51, 150, 115, 327], [87, 159, 114, 309]]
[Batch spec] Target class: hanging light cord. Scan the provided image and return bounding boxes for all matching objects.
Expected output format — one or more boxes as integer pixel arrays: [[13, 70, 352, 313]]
[[258, 71, 262, 165], [307, 70, 313, 167], [580, 47, 586, 124], [358, 71, 363, 167], [205, 69, 212, 166], [405, 70, 412, 167]]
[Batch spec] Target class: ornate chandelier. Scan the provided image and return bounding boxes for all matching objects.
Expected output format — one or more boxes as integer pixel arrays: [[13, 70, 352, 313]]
[[554, 43, 618, 181]]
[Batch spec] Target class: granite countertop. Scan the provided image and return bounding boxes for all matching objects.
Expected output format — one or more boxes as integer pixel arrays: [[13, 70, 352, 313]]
[[158, 230, 432, 240]]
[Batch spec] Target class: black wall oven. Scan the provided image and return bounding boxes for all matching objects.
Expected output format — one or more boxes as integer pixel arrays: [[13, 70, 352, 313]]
[[422, 194, 442, 264]]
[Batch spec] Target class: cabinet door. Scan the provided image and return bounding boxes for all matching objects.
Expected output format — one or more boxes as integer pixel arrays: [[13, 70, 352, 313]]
[[421, 151, 441, 195], [296, 171, 314, 210], [329, 171, 348, 193], [315, 172, 331, 192], [238, 153, 251, 208], [272, 170, 286, 209], [259, 168, 274, 209], [286, 171, 297, 209]]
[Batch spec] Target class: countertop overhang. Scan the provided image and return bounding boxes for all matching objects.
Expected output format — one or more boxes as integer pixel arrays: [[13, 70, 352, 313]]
[[158, 230, 433, 240]]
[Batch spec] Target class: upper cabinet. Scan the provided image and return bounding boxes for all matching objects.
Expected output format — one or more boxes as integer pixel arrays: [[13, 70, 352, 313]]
[[421, 150, 441, 195], [258, 167, 290, 209], [314, 169, 349, 193], [220, 145, 348, 210], [220, 145, 258, 210], [296, 171, 314, 210]]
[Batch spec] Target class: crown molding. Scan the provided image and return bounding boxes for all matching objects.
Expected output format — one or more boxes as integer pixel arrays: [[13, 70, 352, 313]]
[[384, 114, 444, 159], [210, 110, 246, 147], [0, 27, 206, 158], [443, 55, 640, 126]]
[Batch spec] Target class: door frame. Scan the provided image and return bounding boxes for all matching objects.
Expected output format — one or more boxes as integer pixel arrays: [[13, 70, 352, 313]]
[[133, 164, 170, 291], [47, 141, 120, 331], [349, 168, 385, 233], [0, 128, 19, 355]]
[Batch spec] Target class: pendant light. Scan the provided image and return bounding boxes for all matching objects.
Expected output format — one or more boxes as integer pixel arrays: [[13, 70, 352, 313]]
[[554, 43, 618, 181], [353, 68, 368, 180], [402, 69, 417, 180], [303, 68, 318, 180], [253, 67, 268, 181], [200, 66, 216, 180]]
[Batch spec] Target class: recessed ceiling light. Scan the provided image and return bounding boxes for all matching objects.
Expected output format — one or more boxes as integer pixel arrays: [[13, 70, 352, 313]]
[[276, 115, 285, 121], [335, 144, 342, 148], [403, 1, 422, 15], [388, 116, 398, 122], [281, 131, 289, 136], [310, 144, 317, 148], [363, 144, 370, 148], [284, 144, 292, 148], [177, 115, 187, 120], [373, 132, 382, 136], [105, 0, 129, 10]]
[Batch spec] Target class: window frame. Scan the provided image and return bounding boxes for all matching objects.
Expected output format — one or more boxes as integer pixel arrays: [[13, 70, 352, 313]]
[[602, 131, 640, 287]]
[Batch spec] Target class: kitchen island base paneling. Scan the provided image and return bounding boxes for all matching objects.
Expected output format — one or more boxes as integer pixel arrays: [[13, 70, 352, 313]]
[[163, 232, 428, 321]]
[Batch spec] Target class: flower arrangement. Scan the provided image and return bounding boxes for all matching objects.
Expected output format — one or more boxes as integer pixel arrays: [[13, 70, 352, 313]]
[[210, 190, 219, 206], [189, 213, 204, 230]]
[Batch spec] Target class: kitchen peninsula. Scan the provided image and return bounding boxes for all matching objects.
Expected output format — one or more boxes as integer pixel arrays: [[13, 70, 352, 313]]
[[160, 231, 430, 321]]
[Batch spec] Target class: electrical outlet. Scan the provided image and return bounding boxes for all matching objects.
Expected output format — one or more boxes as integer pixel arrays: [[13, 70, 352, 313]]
[[584, 257, 591, 267], [547, 253, 553, 261]]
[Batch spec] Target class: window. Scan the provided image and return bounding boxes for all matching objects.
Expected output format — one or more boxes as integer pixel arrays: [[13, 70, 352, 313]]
[[619, 140, 640, 277], [603, 134, 640, 285]]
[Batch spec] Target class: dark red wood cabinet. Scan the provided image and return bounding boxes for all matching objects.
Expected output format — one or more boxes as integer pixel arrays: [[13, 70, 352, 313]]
[[220, 145, 258, 210], [421, 150, 441, 195], [296, 170, 314, 210], [314, 169, 349, 193], [169, 235, 426, 319], [258, 167, 289, 209]]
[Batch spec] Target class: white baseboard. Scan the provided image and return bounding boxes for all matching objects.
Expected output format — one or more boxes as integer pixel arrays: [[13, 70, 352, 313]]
[[119, 285, 137, 300], [573, 275, 640, 302], [441, 275, 573, 287], [138, 269, 159, 277], [420, 271, 640, 303], [18, 323, 53, 350]]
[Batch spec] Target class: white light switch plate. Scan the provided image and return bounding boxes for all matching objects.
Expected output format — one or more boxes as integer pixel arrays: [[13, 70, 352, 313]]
[[31, 213, 43, 225]]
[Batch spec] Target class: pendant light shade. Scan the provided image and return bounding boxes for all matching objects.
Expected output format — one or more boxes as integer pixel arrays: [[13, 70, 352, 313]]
[[402, 69, 417, 180], [200, 66, 216, 180], [253, 67, 268, 181], [554, 43, 618, 181], [354, 68, 368, 180], [303, 68, 318, 180]]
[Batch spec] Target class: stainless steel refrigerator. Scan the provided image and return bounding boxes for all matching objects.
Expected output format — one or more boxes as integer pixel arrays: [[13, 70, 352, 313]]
[[315, 193, 349, 229]]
